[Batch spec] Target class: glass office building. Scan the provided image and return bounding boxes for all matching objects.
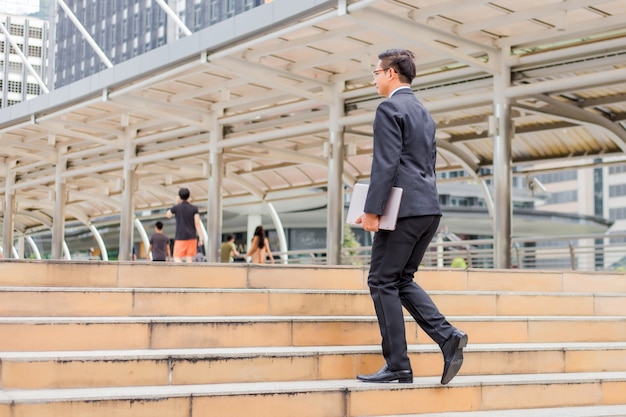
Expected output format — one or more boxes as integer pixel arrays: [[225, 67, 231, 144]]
[[1, 0, 268, 97], [0, 14, 48, 107], [51, 0, 267, 88]]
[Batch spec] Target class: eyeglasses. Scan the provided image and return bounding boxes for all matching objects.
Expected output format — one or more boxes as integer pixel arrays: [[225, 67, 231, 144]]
[[372, 68, 389, 77]]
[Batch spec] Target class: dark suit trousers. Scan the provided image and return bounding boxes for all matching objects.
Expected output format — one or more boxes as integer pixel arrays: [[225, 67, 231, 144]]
[[367, 215, 455, 371]]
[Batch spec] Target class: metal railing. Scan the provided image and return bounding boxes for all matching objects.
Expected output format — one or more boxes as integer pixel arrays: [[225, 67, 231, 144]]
[[272, 232, 626, 271]]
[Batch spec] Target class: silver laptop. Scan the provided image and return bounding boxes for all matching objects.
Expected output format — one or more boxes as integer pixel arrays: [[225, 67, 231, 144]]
[[346, 183, 403, 231]]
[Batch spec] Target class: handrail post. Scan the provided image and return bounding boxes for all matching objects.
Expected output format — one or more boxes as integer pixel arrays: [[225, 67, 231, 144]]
[[513, 242, 521, 269], [568, 241, 576, 270]]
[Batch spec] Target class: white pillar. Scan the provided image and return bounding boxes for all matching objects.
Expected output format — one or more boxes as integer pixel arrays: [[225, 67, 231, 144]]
[[51, 150, 67, 259], [326, 82, 345, 265], [2, 165, 16, 258], [118, 135, 136, 261], [207, 112, 223, 262], [493, 53, 513, 269]]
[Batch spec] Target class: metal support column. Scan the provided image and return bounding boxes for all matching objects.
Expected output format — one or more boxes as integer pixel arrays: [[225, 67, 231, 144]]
[[206, 112, 223, 262], [51, 150, 67, 259], [2, 165, 16, 258], [264, 202, 288, 264], [87, 224, 108, 261], [118, 136, 136, 261], [133, 218, 149, 261], [326, 82, 345, 265], [26, 236, 41, 260], [492, 56, 513, 269]]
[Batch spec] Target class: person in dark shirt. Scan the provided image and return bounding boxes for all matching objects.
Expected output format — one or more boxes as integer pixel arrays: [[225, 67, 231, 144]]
[[148, 221, 171, 261], [166, 187, 202, 262]]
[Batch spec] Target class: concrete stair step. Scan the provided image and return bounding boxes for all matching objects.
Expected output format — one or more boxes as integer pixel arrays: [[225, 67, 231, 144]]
[[1, 315, 624, 351], [1, 343, 625, 389], [377, 405, 626, 417], [0, 261, 367, 290], [1, 372, 624, 417], [2, 261, 626, 293], [1, 287, 625, 317]]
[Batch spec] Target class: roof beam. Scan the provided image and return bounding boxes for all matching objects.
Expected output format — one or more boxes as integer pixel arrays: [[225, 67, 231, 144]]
[[244, 24, 365, 61], [455, 0, 614, 35], [210, 57, 333, 105], [408, 0, 493, 20], [348, 7, 498, 74], [499, 12, 626, 49], [521, 94, 626, 153]]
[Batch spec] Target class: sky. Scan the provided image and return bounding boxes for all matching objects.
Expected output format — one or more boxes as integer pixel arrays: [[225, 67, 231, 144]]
[[0, 0, 41, 16]]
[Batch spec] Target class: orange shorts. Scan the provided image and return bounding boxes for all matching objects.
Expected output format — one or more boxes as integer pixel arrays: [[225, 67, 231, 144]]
[[173, 239, 197, 259]]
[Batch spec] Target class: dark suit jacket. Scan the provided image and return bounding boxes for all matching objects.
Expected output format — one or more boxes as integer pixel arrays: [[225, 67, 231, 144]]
[[364, 88, 442, 219]]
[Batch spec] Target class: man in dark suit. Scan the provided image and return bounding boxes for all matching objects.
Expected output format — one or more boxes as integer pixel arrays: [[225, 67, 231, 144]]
[[355, 49, 467, 385]]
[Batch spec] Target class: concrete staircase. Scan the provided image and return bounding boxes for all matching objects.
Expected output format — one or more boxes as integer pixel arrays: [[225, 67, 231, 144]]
[[0, 260, 625, 417]]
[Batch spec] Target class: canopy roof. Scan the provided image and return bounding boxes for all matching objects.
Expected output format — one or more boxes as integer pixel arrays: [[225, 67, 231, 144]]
[[2, 0, 626, 235]]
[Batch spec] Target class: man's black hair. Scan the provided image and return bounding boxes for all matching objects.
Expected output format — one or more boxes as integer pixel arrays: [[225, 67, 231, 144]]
[[178, 187, 190, 201], [378, 49, 416, 84]]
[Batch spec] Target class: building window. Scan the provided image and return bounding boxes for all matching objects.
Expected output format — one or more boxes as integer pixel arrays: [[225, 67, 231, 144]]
[[210, 0, 220, 24], [133, 14, 139, 37], [545, 190, 578, 204], [609, 207, 626, 220], [609, 164, 626, 174], [145, 7, 151, 31], [26, 83, 41, 95], [535, 170, 577, 183], [28, 45, 42, 57], [609, 184, 626, 198], [9, 24, 24, 37], [195, 3, 202, 30], [29, 27, 43, 39], [609, 233, 626, 244], [9, 43, 25, 55], [226, 0, 235, 17], [8, 61, 23, 73], [7, 81, 21, 93]]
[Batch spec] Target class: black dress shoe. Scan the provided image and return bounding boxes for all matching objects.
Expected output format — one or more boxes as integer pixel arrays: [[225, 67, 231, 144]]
[[440, 329, 468, 385], [357, 364, 413, 383]]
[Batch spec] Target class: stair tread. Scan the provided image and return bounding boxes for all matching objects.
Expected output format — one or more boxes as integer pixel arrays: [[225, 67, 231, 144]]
[[1, 315, 625, 323], [2, 372, 626, 403], [1, 286, 625, 296], [379, 405, 626, 417], [2, 342, 626, 361]]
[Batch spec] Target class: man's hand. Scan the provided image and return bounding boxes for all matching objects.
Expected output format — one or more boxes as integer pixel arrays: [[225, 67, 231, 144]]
[[355, 212, 380, 232]]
